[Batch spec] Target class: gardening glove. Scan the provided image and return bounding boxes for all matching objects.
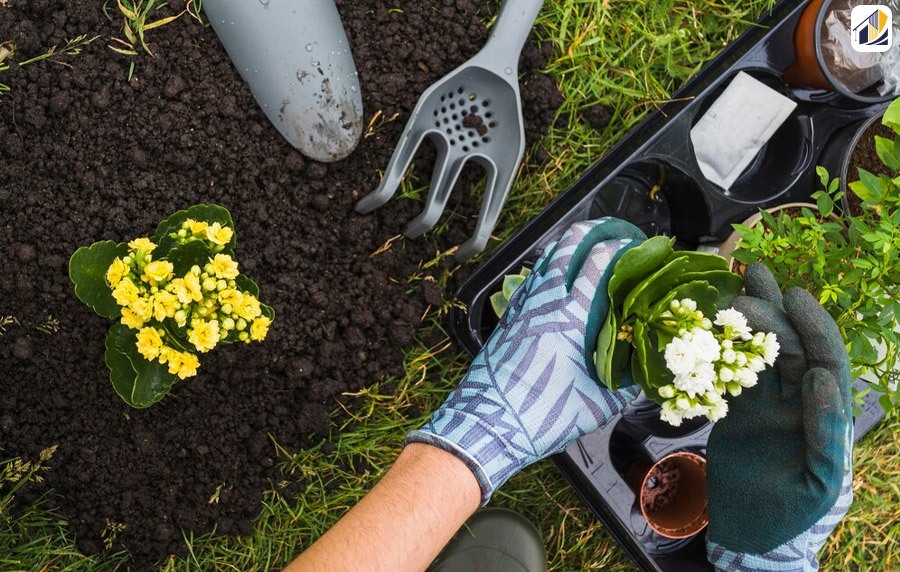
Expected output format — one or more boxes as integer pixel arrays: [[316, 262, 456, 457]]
[[406, 218, 647, 504], [706, 262, 853, 572]]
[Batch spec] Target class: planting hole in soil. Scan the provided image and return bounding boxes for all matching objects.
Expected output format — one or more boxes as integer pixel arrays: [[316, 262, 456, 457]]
[[0, 0, 561, 566]]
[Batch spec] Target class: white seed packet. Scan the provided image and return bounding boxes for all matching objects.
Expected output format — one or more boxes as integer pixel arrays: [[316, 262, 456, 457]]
[[690, 72, 797, 191]]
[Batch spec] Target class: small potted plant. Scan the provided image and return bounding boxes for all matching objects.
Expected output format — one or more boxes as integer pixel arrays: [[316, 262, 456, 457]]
[[69, 204, 275, 408], [593, 236, 780, 426], [489, 237, 780, 427], [819, 99, 898, 215], [732, 102, 900, 412]]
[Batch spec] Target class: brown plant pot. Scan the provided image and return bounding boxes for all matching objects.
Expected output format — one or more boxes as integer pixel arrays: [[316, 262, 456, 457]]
[[783, 0, 832, 91], [783, 0, 892, 103], [638, 452, 709, 539], [840, 112, 893, 215]]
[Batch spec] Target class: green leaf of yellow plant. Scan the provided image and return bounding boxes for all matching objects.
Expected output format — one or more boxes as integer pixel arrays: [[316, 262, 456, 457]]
[[105, 324, 177, 408], [153, 204, 236, 256], [69, 241, 128, 319], [167, 240, 213, 276]]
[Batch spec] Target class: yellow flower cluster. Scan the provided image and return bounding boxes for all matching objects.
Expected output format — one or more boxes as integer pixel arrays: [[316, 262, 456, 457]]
[[105, 226, 272, 382], [173, 218, 234, 250]]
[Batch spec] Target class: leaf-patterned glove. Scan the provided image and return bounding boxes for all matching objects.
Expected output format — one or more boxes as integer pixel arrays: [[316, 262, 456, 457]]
[[406, 218, 647, 504]]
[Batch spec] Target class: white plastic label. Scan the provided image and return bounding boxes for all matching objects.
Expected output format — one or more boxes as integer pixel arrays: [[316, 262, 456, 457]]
[[690, 72, 797, 191]]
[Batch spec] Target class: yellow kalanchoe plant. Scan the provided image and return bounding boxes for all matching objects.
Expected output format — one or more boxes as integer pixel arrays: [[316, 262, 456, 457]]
[[69, 205, 274, 408]]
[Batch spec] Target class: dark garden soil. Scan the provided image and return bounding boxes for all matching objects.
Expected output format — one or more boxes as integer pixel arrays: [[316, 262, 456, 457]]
[[846, 118, 893, 215], [0, 0, 562, 567]]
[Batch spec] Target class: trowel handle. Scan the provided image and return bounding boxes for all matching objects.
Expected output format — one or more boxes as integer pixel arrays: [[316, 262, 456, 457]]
[[481, 0, 546, 71]]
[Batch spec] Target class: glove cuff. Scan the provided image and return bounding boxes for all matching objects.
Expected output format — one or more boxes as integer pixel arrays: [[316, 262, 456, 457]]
[[404, 431, 494, 506], [706, 538, 817, 572], [405, 407, 526, 506], [706, 466, 853, 572]]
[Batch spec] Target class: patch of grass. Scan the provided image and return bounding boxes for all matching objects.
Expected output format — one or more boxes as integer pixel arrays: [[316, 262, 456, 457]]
[[107, 0, 203, 79], [0, 35, 99, 97], [820, 408, 900, 570], [16, 35, 100, 67], [0, 41, 14, 95], [0, 446, 130, 571], [3, 2, 898, 571], [492, 0, 779, 250]]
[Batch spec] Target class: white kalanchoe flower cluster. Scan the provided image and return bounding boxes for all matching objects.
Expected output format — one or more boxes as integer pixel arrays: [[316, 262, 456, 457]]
[[656, 299, 779, 426]]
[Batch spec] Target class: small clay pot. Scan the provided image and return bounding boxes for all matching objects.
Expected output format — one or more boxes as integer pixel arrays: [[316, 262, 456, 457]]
[[783, 0, 892, 103], [638, 452, 708, 539], [784, 0, 831, 90]]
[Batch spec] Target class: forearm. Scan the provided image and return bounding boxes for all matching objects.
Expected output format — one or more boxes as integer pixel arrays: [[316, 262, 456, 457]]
[[284, 443, 481, 572]]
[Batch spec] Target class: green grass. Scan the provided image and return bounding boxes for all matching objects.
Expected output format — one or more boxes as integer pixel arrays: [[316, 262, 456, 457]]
[[3, 1, 899, 570], [106, 0, 202, 80]]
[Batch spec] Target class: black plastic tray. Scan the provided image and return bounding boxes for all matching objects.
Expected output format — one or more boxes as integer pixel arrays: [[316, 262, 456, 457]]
[[449, 1, 888, 570]]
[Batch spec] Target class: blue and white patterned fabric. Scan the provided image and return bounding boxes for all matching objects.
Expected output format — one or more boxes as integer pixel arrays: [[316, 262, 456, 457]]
[[406, 218, 647, 504], [707, 438, 853, 572]]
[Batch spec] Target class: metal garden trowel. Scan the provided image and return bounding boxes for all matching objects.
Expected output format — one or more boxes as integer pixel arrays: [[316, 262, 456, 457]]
[[205, 0, 363, 162]]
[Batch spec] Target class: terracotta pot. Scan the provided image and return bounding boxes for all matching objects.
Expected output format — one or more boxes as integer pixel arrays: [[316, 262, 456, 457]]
[[784, 0, 831, 90], [783, 0, 892, 103], [717, 202, 819, 266], [637, 452, 708, 539]]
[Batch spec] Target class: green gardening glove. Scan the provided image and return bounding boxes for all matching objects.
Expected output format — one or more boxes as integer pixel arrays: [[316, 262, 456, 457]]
[[706, 263, 853, 570]]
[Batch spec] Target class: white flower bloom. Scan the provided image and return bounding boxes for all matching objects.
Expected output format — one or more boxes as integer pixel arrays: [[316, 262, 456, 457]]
[[748, 355, 767, 373], [688, 328, 721, 363], [673, 361, 717, 397], [658, 385, 676, 399], [664, 335, 697, 376], [734, 368, 759, 388], [660, 400, 684, 427], [714, 308, 753, 340], [762, 332, 780, 365], [706, 397, 729, 422], [721, 349, 736, 364], [682, 403, 711, 422]]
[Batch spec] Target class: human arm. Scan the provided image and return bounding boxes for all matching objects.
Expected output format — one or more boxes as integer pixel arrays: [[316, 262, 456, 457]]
[[283, 443, 480, 572], [287, 218, 647, 570]]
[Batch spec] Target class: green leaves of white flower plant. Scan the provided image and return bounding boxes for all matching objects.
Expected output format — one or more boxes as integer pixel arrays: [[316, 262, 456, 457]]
[[594, 236, 778, 426], [489, 267, 532, 318]]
